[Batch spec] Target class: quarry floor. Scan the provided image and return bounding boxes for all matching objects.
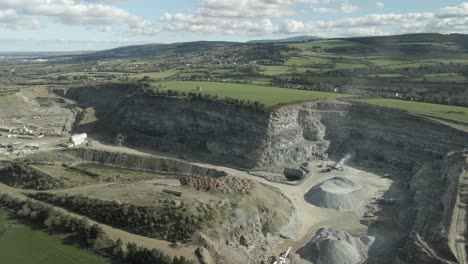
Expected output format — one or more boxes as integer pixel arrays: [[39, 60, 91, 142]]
[[73, 143, 400, 261], [0, 140, 404, 263]]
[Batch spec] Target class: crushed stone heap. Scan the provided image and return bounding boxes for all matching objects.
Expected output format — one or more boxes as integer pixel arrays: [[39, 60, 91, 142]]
[[305, 177, 367, 210], [298, 227, 363, 264]]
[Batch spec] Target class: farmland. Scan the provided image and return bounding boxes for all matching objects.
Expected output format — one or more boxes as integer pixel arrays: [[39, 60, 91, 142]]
[[2, 33, 467, 109], [0, 209, 109, 264], [354, 98, 468, 122], [151, 81, 345, 108], [0, 33, 468, 264]]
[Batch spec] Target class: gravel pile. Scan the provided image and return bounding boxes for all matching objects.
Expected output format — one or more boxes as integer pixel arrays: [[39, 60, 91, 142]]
[[305, 177, 367, 210], [298, 227, 363, 264]]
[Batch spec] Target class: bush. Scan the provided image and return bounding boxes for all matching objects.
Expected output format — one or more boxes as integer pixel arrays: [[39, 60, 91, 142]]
[[27, 193, 229, 243], [0, 192, 195, 264]]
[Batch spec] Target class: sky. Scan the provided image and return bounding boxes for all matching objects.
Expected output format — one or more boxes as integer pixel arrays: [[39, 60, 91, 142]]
[[0, 0, 468, 51]]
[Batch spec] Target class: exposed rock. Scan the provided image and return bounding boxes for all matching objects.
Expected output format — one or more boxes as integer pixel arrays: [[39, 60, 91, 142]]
[[103, 95, 271, 168], [114, 133, 127, 146], [95, 95, 331, 169], [360, 235, 376, 247], [58, 89, 468, 263], [248, 171, 287, 182], [196, 247, 214, 264], [55, 148, 227, 178], [397, 151, 468, 264], [179, 176, 255, 194], [320, 102, 468, 169], [283, 168, 305, 181], [300, 161, 314, 173]]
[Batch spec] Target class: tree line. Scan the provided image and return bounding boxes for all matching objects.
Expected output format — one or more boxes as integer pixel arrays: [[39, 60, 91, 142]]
[[27, 192, 229, 244], [0, 192, 195, 264], [141, 88, 268, 112]]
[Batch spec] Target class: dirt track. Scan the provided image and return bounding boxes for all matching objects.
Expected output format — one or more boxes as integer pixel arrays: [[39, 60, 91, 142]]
[[0, 181, 198, 261], [77, 143, 395, 254], [189, 160, 392, 253], [0, 142, 395, 261]]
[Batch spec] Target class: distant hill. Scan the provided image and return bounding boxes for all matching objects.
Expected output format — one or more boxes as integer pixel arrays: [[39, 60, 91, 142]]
[[72, 41, 239, 61], [248, 35, 321, 44], [70, 33, 468, 62]]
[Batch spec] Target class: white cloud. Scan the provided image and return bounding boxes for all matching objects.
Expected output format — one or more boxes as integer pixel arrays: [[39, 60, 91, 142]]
[[0, 9, 40, 29], [0, 0, 159, 35], [4, 0, 468, 41], [158, 2, 468, 37], [340, 1, 359, 13], [312, 7, 337, 14], [279, 12, 437, 36], [437, 2, 468, 18], [197, 0, 323, 19]]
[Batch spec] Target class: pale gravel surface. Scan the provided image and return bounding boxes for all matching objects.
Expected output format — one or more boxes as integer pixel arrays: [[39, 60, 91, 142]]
[[304, 177, 367, 210]]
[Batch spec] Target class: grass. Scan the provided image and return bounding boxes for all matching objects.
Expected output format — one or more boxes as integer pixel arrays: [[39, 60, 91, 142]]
[[151, 81, 345, 108], [77, 163, 168, 180], [290, 39, 361, 51], [131, 69, 179, 79], [284, 56, 331, 66], [31, 163, 168, 187], [0, 209, 109, 264], [423, 73, 467, 83], [369, 74, 408, 78], [355, 98, 468, 122], [259, 65, 310, 75]]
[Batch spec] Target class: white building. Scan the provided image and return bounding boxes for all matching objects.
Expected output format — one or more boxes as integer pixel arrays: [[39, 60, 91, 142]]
[[70, 133, 87, 146]]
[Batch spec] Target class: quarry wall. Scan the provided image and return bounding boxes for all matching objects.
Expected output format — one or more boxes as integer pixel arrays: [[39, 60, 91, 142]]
[[65, 148, 228, 178], [321, 102, 468, 169], [108, 95, 271, 168], [97, 93, 468, 171], [62, 87, 468, 263]]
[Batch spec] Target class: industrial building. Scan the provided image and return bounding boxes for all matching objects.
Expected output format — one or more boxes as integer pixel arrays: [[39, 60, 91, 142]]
[[69, 133, 87, 146]]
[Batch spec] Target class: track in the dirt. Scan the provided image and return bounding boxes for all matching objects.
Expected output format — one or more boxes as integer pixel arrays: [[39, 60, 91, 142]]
[[456, 168, 468, 264]]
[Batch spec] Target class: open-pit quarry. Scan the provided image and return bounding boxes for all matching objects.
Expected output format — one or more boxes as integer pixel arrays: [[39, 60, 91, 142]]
[[0, 85, 467, 264]]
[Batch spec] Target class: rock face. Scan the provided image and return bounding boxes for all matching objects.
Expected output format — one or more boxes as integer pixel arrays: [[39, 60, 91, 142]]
[[59, 87, 468, 263], [255, 102, 330, 169], [179, 176, 255, 194], [55, 83, 139, 109], [320, 102, 468, 169], [102, 94, 468, 170], [62, 86, 468, 170], [104, 95, 330, 169], [298, 227, 363, 264], [108, 95, 271, 168], [34, 148, 227, 178], [397, 151, 468, 264]]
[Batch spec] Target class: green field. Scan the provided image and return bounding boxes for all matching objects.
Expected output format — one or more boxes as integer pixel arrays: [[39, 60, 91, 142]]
[[355, 99, 468, 122], [30, 163, 168, 187], [152, 81, 345, 108], [0, 209, 109, 264], [259, 65, 310, 75], [132, 69, 179, 79]]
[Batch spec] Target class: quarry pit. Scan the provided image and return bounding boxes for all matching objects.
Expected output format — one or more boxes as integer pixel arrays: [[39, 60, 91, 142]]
[[0, 85, 467, 264]]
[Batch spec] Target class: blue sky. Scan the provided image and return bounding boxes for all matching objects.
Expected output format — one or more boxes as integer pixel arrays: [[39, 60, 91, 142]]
[[0, 0, 467, 51]]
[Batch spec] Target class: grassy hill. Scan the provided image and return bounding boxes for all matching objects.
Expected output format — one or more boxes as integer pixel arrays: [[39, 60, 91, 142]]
[[248, 35, 321, 43], [8, 33, 468, 111]]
